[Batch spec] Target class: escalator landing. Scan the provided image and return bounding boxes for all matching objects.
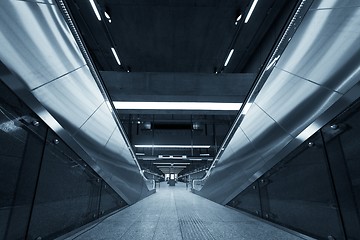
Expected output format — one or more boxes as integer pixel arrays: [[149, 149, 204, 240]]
[[64, 182, 311, 240]]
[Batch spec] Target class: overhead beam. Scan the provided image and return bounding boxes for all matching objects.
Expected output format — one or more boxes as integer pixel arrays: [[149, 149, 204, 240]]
[[101, 71, 255, 103]]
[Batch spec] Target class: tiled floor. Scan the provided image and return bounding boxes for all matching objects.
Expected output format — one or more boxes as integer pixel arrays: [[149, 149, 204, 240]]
[[65, 182, 310, 240]]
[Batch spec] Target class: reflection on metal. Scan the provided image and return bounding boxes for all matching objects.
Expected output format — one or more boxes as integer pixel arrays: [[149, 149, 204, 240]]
[[265, 55, 280, 71], [0, 0, 153, 204], [330, 124, 338, 130], [32, 120, 40, 127], [194, 0, 360, 204]]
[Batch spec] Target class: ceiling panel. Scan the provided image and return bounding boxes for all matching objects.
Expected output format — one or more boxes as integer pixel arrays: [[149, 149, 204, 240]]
[[64, 0, 301, 176]]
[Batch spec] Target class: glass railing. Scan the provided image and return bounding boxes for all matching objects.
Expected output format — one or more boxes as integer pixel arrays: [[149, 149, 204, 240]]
[[227, 98, 360, 239], [0, 81, 127, 240]]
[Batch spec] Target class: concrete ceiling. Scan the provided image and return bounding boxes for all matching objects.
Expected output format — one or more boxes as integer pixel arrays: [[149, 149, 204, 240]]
[[65, 0, 299, 175]]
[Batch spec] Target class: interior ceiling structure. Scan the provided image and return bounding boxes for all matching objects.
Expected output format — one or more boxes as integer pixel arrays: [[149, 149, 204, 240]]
[[65, 0, 299, 176]]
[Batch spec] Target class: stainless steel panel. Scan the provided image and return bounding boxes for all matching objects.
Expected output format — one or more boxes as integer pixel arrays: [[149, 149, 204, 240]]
[[0, 0, 151, 205], [198, 128, 264, 203], [104, 129, 134, 165], [0, 0, 86, 90], [197, 0, 360, 205], [240, 103, 294, 161], [31, 66, 104, 134], [311, 0, 360, 9], [254, 68, 342, 137], [276, 6, 360, 94], [74, 102, 116, 147], [75, 120, 150, 203]]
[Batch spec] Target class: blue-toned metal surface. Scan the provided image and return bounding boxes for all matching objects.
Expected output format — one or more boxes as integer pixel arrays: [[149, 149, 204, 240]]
[[240, 103, 293, 161], [254, 68, 343, 137], [105, 129, 136, 166], [31, 66, 104, 134], [74, 102, 116, 149], [0, 0, 153, 204], [0, 0, 86, 90], [196, 0, 360, 204], [311, 0, 360, 11], [275, 5, 360, 94]]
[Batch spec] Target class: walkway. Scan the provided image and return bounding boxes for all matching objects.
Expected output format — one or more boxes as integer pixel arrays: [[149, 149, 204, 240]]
[[64, 182, 310, 240]]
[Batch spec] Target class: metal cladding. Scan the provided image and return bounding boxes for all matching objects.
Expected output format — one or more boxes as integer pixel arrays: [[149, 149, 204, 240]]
[[0, 0, 151, 204], [1, 0, 360, 208], [197, 0, 360, 204]]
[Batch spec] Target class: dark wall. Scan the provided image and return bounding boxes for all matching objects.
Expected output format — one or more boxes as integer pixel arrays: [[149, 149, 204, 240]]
[[228, 99, 360, 239], [0, 81, 127, 240]]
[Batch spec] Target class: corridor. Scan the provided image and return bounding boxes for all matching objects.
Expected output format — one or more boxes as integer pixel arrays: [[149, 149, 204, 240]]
[[63, 182, 311, 240]]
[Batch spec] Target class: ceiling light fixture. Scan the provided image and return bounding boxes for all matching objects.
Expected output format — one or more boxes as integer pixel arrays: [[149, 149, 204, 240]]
[[111, 47, 121, 65], [200, 153, 210, 156], [89, 0, 101, 21], [244, 0, 258, 23], [236, 14, 242, 21], [135, 145, 211, 149], [224, 49, 234, 67], [154, 163, 191, 165], [113, 101, 241, 111], [235, 14, 242, 24], [104, 11, 111, 23], [158, 155, 187, 159], [158, 166, 186, 168]]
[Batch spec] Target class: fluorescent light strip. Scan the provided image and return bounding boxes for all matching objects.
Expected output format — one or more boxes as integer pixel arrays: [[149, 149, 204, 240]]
[[135, 145, 211, 149], [245, 0, 258, 23], [114, 101, 241, 111], [154, 163, 191, 165], [158, 166, 186, 168], [236, 14, 242, 21], [111, 48, 121, 65], [158, 155, 187, 159], [89, 0, 101, 21], [224, 49, 234, 67]]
